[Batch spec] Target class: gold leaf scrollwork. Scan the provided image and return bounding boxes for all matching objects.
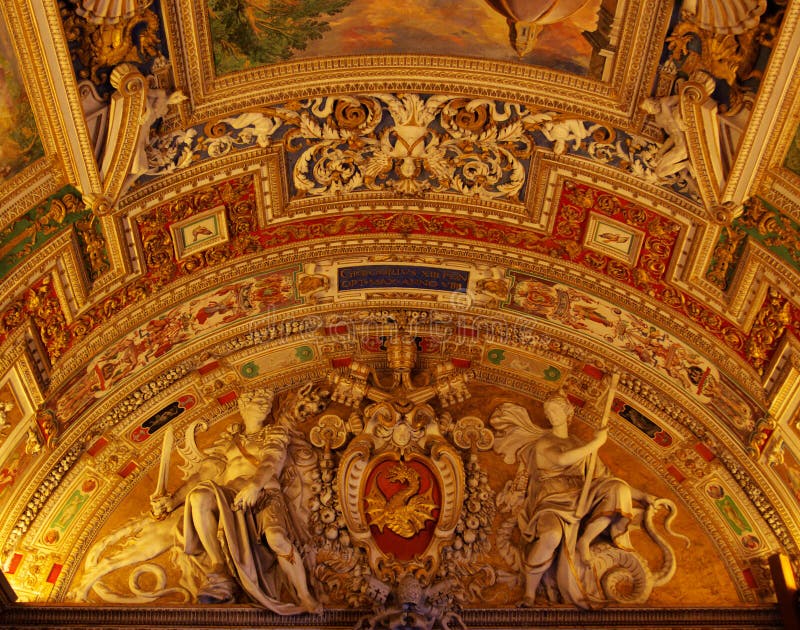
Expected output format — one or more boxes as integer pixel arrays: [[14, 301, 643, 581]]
[[310, 414, 347, 450], [745, 288, 792, 375], [61, 1, 162, 86], [443, 98, 492, 135], [452, 416, 494, 452]]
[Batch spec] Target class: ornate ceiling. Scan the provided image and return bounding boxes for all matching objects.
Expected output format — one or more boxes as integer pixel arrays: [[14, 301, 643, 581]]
[[1, 0, 800, 627]]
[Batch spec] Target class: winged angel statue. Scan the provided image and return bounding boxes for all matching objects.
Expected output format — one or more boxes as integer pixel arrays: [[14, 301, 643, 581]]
[[71, 384, 328, 613], [490, 390, 689, 608]]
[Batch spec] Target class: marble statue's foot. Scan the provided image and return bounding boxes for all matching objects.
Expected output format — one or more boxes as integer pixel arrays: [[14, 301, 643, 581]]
[[198, 571, 236, 604], [300, 595, 323, 614], [519, 595, 537, 608], [612, 530, 633, 551], [577, 538, 593, 562]]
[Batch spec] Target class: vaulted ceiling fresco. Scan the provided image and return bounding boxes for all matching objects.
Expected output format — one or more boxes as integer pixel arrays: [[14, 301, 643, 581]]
[[1, 0, 800, 628]]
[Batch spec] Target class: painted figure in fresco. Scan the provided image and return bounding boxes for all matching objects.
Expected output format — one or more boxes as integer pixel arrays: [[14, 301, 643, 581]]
[[150, 385, 328, 612], [484, 0, 602, 56], [491, 393, 657, 607]]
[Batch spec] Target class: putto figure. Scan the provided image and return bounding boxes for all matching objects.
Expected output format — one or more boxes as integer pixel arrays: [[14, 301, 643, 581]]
[[491, 390, 686, 608], [150, 384, 327, 612]]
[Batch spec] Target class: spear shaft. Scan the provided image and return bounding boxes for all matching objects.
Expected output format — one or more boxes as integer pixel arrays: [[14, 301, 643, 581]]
[[575, 373, 619, 519]]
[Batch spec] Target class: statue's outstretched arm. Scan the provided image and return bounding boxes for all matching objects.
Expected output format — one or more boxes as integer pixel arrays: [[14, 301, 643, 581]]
[[550, 428, 608, 467]]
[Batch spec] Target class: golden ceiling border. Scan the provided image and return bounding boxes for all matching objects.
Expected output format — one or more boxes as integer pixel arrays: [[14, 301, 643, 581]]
[[6, 0, 102, 196], [1, 0, 61, 160], [763, 174, 800, 224], [0, 231, 90, 321], [43, 229, 768, 407], [166, 0, 668, 129], [89, 213, 133, 297], [758, 72, 800, 224], [0, 158, 62, 230], [725, 1, 800, 207], [0, 0, 69, 219]]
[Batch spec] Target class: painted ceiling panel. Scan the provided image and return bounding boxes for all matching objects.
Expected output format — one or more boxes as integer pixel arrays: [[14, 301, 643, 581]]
[[1, 0, 800, 628], [0, 11, 44, 184]]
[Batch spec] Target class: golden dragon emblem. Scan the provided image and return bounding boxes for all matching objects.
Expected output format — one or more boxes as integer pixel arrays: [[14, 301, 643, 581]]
[[365, 461, 437, 538]]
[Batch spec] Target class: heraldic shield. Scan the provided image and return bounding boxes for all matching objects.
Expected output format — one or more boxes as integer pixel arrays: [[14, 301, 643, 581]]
[[336, 399, 465, 580], [364, 454, 441, 561]]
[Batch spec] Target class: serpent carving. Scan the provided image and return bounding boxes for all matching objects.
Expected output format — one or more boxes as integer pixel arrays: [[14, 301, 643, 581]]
[[365, 462, 437, 538]]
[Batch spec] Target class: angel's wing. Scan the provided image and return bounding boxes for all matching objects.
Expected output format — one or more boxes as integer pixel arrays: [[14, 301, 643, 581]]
[[175, 420, 224, 481]]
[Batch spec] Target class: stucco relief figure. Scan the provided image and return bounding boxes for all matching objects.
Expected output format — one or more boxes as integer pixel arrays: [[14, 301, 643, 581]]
[[640, 94, 692, 181], [150, 386, 326, 612], [491, 393, 686, 608]]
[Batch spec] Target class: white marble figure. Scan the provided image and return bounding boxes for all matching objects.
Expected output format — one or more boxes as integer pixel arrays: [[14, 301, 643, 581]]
[[640, 94, 692, 181], [491, 394, 663, 608], [150, 386, 326, 611], [540, 119, 597, 155]]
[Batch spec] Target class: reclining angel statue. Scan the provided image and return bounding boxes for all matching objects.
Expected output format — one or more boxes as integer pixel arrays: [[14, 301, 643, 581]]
[[72, 383, 328, 613], [490, 390, 687, 608]]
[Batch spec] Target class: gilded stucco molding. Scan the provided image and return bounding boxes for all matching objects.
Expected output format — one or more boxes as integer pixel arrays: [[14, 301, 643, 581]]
[[0, 158, 63, 229], [1, 1, 64, 168], [0, 231, 90, 319], [763, 174, 800, 225], [167, 0, 666, 128], [529, 153, 703, 225], [88, 213, 132, 296], [531, 156, 702, 263], [24, 0, 103, 195], [91, 65, 148, 207], [119, 148, 272, 215], [0, 230, 91, 318], [0, 327, 45, 409], [724, 1, 800, 205]]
